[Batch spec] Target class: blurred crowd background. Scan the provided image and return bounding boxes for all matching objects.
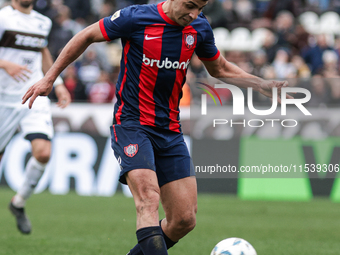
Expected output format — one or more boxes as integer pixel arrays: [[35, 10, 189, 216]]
[[1, 0, 340, 106]]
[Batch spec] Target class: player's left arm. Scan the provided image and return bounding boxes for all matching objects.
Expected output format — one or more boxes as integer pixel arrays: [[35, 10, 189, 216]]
[[41, 47, 71, 108], [201, 54, 293, 102]]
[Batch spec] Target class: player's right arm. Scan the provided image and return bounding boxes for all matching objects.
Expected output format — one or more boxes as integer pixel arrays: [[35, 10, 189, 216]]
[[22, 21, 106, 108], [0, 59, 31, 82]]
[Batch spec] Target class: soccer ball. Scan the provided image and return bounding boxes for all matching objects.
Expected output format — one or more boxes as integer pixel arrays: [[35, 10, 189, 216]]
[[210, 237, 257, 255]]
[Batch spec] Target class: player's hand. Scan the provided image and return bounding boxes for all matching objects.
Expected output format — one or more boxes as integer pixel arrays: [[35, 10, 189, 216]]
[[22, 77, 53, 109], [54, 84, 71, 108], [258, 80, 293, 103], [4, 62, 31, 82]]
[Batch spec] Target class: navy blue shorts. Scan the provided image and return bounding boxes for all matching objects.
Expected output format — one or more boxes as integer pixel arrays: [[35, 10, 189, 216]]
[[110, 124, 195, 187]]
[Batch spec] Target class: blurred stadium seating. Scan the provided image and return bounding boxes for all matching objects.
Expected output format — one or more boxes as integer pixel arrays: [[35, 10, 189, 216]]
[[1, 0, 340, 105]]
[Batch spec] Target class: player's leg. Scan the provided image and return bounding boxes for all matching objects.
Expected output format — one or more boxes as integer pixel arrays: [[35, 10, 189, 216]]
[[126, 169, 160, 229], [126, 169, 168, 255], [13, 96, 53, 207], [160, 176, 197, 241], [0, 105, 34, 234], [156, 132, 197, 248], [10, 97, 53, 234], [13, 138, 51, 206], [127, 129, 195, 254], [111, 125, 168, 255], [9, 137, 51, 234], [127, 177, 197, 255]]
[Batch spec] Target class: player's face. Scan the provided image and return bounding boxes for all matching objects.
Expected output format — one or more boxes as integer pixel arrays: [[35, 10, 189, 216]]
[[14, 0, 34, 8], [171, 0, 208, 26]]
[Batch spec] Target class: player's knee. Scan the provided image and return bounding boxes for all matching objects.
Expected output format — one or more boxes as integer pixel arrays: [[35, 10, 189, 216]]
[[173, 208, 197, 234], [34, 151, 50, 164], [31, 140, 51, 163], [179, 212, 196, 233]]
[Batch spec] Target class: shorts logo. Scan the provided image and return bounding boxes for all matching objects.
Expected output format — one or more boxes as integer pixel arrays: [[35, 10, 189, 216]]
[[124, 144, 138, 157], [184, 33, 196, 49]]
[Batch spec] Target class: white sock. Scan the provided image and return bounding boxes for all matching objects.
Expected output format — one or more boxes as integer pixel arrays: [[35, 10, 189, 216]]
[[13, 157, 47, 208]]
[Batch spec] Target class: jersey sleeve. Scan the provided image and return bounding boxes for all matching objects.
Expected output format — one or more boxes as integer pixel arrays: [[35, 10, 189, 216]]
[[195, 19, 220, 61], [99, 6, 136, 41]]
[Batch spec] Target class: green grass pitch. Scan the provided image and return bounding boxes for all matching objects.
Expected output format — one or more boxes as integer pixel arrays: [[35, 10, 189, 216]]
[[1, 187, 340, 255]]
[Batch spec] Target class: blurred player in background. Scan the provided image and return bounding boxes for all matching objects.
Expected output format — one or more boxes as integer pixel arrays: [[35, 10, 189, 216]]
[[22, 0, 289, 253], [0, 0, 71, 234]]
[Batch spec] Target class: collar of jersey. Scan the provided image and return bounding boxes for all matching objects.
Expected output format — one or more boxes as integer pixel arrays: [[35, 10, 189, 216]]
[[11, 5, 32, 16], [157, 2, 180, 26]]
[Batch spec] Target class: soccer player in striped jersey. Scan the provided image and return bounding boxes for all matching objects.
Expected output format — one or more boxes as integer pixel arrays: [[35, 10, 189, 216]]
[[23, 0, 289, 253], [0, 0, 71, 234]]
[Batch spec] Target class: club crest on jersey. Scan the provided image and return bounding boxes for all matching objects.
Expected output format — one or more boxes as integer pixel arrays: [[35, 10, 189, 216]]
[[124, 144, 138, 157], [184, 33, 196, 49], [111, 10, 121, 21]]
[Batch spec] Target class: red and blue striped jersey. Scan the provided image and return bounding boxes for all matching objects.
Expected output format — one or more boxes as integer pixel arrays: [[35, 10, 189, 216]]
[[100, 2, 220, 133]]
